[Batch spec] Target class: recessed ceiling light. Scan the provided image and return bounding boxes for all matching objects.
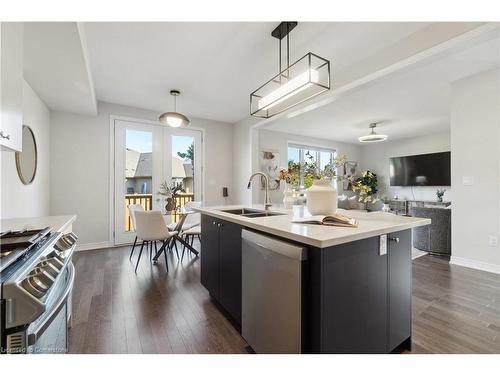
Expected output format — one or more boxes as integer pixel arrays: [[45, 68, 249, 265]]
[[358, 123, 388, 143]]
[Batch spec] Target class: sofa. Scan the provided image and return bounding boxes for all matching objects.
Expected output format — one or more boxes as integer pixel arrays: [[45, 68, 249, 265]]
[[408, 206, 451, 256]]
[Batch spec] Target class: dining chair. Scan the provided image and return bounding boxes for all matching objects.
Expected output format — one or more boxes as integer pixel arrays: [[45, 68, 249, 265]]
[[166, 201, 202, 231], [181, 226, 201, 261], [134, 210, 177, 273], [128, 204, 144, 260]]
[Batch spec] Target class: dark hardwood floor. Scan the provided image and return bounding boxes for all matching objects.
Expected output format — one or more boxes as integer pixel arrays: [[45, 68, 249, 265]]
[[410, 255, 500, 353], [69, 242, 500, 354]]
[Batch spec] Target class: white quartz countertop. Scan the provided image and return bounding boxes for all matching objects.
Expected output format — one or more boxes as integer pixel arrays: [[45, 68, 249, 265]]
[[0, 215, 77, 234], [196, 205, 430, 248]]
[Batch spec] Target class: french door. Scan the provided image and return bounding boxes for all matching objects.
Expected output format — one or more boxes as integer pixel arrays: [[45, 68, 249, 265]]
[[113, 119, 202, 245]]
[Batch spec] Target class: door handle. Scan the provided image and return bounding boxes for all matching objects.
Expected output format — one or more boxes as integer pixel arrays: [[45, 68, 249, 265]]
[[0, 131, 10, 140], [388, 237, 400, 243]]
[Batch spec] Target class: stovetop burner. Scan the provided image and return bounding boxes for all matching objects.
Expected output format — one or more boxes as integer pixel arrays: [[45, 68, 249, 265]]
[[0, 250, 12, 258], [0, 227, 53, 275]]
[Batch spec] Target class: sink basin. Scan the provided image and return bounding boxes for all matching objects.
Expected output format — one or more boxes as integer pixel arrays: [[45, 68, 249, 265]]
[[220, 208, 263, 215], [241, 212, 285, 218], [219, 208, 286, 218]]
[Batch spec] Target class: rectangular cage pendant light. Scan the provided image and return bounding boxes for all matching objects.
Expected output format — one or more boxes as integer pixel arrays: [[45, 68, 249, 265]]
[[250, 22, 331, 119], [251, 53, 330, 118]]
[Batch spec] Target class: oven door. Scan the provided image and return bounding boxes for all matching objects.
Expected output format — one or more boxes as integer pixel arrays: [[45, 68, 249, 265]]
[[27, 262, 75, 354]]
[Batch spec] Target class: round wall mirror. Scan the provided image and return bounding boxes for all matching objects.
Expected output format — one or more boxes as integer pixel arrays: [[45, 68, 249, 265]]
[[15, 125, 38, 185]]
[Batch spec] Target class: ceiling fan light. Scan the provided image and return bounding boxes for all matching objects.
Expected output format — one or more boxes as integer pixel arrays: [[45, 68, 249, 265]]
[[359, 123, 388, 143], [358, 134, 388, 143]]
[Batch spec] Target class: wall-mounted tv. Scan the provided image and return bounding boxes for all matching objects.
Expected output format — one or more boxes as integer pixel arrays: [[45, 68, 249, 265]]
[[390, 151, 451, 186]]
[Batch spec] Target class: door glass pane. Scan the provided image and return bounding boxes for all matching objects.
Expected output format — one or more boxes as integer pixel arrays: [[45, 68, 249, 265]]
[[125, 130, 153, 231], [171, 135, 195, 223]]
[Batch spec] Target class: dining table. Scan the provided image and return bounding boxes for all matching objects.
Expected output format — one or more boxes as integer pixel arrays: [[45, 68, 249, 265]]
[[152, 210, 199, 263]]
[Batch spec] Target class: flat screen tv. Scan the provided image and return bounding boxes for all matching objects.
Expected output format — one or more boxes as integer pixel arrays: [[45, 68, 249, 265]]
[[390, 152, 451, 186]]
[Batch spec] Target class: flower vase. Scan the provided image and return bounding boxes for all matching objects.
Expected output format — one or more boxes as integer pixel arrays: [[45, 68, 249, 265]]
[[283, 183, 295, 209], [306, 179, 338, 215]]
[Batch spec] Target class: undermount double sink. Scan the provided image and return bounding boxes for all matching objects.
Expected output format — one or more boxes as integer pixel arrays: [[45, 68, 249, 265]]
[[219, 208, 286, 218]]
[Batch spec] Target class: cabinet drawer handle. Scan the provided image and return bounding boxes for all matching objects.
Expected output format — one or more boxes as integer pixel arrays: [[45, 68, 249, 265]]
[[389, 237, 400, 243], [212, 221, 217, 225], [0, 131, 10, 140], [217, 223, 223, 228]]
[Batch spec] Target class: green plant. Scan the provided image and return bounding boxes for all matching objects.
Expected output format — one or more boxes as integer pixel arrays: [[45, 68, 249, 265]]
[[177, 142, 194, 165], [351, 170, 379, 203], [436, 188, 446, 201], [305, 154, 348, 181]]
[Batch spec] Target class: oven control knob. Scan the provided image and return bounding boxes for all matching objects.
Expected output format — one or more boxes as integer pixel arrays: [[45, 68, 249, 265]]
[[22, 271, 54, 298]]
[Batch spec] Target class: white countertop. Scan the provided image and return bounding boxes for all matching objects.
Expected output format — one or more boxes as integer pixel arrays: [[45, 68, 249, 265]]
[[196, 205, 430, 248], [0, 215, 77, 234]]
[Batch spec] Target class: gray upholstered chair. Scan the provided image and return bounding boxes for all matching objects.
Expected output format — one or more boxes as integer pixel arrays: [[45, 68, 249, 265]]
[[408, 206, 451, 256]]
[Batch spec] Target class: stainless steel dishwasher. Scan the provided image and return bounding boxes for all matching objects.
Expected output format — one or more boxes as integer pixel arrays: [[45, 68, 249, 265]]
[[242, 229, 307, 354]]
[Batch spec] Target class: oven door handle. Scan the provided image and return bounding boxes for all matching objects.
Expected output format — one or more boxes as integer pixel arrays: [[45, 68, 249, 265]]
[[27, 262, 75, 345]]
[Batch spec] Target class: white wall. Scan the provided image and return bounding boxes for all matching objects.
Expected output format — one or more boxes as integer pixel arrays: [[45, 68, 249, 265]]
[[1, 81, 50, 218], [360, 131, 451, 205], [258, 128, 362, 204], [450, 69, 500, 273], [50, 101, 233, 247]]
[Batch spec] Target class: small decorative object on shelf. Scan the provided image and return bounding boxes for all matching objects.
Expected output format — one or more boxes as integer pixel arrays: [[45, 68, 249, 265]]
[[436, 188, 446, 203], [381, 197, 391, 212], [304, 154, 348, 215], [351, 170, 379, 206]]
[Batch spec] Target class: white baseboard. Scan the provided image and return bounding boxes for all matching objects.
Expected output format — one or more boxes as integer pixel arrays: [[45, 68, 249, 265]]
[[75, 241, 112, 252], [450, 256, 500, 275]]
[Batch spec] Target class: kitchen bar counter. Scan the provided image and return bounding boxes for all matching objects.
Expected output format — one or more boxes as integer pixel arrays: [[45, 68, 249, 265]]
[[198, 204, 431, 353], [196, 204, 430, 248]]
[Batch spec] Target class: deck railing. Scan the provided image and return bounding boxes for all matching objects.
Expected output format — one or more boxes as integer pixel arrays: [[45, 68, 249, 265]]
[[125, 192, 194, 231]]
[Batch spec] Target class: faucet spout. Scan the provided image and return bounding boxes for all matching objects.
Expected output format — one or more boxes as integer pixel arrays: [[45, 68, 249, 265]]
[[247, 172, 272, 210]]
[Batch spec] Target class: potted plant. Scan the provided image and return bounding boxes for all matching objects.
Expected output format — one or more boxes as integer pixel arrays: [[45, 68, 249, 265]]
[[436, 188, 446, 203], [304, 154, 348, 215], [351, 170, 379, 209], [158, 181, 173, 213], [158, 181, 186, 213]]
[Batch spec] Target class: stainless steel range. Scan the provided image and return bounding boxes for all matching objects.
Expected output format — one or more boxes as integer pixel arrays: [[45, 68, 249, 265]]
[[0, 229, 77, 354]]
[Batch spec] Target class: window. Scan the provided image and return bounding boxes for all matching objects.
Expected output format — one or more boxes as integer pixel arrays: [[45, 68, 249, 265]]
[[288, 143, 337, 188]]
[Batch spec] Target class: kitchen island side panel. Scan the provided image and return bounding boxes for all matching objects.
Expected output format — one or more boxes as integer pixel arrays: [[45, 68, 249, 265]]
[[308, 236, 389, 353]]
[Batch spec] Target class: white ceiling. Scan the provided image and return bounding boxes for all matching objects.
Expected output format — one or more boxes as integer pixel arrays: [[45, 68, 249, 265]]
[[80, 22, 431, 123], [264, 35, 500, 144], [24, 22, 97, 115]]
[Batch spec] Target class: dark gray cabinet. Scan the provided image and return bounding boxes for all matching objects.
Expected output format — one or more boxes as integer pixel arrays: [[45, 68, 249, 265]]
[[388, 229, 412, 351], [201, 212, 412, 352], [200, 215, 220, 299], [309, 236, 388, 353], [200, 214, 242, 325], [307, 229, 412, 353]]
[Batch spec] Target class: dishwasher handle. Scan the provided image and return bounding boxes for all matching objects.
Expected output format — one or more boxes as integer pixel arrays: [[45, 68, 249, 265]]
[[242, 229, 306, 261]]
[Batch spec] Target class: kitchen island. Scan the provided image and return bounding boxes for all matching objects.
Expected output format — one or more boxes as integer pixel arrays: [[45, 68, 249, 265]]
[[196, 205, 430, 354]]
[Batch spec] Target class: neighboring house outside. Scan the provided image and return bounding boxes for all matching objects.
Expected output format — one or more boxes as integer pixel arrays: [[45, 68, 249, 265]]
[[125, 148, 193, 194]]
